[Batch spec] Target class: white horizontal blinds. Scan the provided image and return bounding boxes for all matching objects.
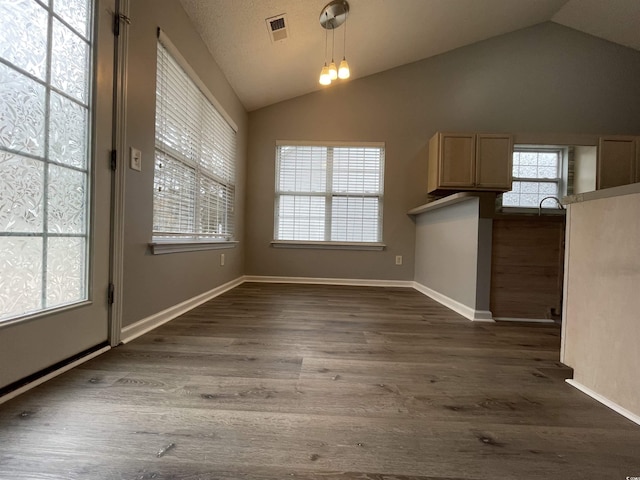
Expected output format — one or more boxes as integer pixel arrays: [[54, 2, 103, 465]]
[[153, 152, 196, 233], [154, 38, 236, 240], [276, 146, 327, 240], [275, 144, 384, 242], [199, 175, 235, 236], [331, 147, 383, 242]]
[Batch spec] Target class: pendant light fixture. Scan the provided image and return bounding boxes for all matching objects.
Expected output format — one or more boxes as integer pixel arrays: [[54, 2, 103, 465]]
[[338, 7, 350, 79], [319, 15, 331, 86], [318, 0, 350, 86]]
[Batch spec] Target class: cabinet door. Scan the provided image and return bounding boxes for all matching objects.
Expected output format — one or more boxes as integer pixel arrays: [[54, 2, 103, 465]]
[[439, 133, 475, 187], [597, 136, 637, 189], [475, 134, 513, 190]]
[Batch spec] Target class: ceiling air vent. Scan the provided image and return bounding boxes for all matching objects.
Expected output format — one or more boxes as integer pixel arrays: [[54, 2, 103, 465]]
[[266, 14, 289, 43]]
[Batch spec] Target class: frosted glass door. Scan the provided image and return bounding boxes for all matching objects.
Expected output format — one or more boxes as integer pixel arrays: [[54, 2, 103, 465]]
[[0, 0, 115, 390]]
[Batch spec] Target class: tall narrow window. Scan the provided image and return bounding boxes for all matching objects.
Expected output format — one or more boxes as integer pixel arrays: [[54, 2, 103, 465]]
[[274, 143, 385, 244], [0, 0, 93, 322], [154, 33, 236, 243]]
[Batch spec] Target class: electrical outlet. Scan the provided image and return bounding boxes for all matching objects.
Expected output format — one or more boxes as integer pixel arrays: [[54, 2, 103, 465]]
[[130, 147, 142, 171], [220, 253, 225, 266], [395, 255, 402, 265]]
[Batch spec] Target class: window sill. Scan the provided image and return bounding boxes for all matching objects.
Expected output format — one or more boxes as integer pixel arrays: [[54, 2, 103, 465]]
[[271, 240, 386, 251], [150, 240, 238, 255], [498, 207, 566, 216]]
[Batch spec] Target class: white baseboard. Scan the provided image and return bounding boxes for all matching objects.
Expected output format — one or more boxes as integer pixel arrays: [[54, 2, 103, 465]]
[[243, 275, 414, 288], [120, 276, 244, 344], [566, 379, 640, 427], [494, 317, 555, 324], [471, 310, 495, 322], [0, 345, 111, 406], [412, 282, 494, 322]]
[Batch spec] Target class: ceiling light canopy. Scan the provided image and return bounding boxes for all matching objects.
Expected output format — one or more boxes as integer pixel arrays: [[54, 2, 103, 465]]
[[319, 0, 349, 29], [318, 0, 350, 86]]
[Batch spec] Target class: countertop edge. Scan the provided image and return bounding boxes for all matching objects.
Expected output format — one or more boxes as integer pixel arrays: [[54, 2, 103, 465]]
[[408, 192, 493, 215], [563, 183, 640, 205]]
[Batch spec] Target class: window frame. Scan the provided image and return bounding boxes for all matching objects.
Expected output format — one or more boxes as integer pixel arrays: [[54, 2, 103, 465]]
[[151, 30, 238, 255], [273, 141, 386, 250], [501, 146, 568, 211]]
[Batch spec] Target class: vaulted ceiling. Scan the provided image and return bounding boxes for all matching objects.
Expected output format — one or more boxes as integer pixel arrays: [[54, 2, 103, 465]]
[[178, 0, 640, 112]]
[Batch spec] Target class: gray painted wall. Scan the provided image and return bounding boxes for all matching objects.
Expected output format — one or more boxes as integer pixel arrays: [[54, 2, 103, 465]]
[[121, 0, 248, 327], [246, 22, 640, 280], [475, 218, 493, 312], [414, 199, 480, 310]]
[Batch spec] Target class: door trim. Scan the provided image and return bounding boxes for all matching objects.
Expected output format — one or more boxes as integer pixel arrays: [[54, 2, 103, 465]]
[[109, 0, 130, 346]]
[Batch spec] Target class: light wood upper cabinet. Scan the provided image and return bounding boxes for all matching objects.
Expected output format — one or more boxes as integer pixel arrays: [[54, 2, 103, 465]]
[[428, 132, 513, 194], [439, 133, 475, 187], [475, 134, 513, 189], [597, 136, 637, 190]]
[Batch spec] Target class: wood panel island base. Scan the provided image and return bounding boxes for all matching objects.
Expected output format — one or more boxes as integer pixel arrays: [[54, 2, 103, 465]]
[[491, 214, 565, 321]]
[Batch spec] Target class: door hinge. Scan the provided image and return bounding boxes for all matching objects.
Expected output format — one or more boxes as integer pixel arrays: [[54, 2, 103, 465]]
[[110, 150, 117, 171], [113, 13, 130, 37], [108, 283, 115, 305]]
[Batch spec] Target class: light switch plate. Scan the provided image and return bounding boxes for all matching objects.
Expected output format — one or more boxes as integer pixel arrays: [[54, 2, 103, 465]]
[[130, 147, 142, 171]]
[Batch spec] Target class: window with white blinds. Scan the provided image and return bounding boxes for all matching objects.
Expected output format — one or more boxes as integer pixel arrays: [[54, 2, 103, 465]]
[[274, 143, 385, 243], [154, 35, 236, 242]]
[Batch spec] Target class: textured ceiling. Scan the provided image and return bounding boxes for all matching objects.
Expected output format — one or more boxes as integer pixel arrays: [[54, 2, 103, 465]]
[[178, 0, 640, 112]]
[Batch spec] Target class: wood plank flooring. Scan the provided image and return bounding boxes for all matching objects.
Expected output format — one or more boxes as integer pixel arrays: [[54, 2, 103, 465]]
[[1, 282, 639, 479]]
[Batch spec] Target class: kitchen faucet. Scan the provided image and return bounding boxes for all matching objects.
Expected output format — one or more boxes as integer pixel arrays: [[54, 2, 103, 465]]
[[538, 196, 565, 216]]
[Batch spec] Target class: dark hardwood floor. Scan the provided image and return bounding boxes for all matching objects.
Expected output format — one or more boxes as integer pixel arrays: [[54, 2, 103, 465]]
[[1, 282, 639, 479]]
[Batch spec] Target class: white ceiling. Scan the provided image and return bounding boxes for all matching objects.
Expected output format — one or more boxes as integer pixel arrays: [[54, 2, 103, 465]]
[[178, 0, 640, 112]]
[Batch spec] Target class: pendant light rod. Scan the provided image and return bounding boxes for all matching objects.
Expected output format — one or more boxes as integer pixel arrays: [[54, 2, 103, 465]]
[[342, 9, 347, 58], [324, 12, 329, 60], [329, 27, 338, 80], [331, 26, 335, 61]]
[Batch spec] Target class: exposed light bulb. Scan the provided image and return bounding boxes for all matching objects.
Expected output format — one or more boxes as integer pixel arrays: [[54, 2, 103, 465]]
[[328, 61, 338, 80], [338, 58, 350, 79], [319, 64, 332, 85]]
